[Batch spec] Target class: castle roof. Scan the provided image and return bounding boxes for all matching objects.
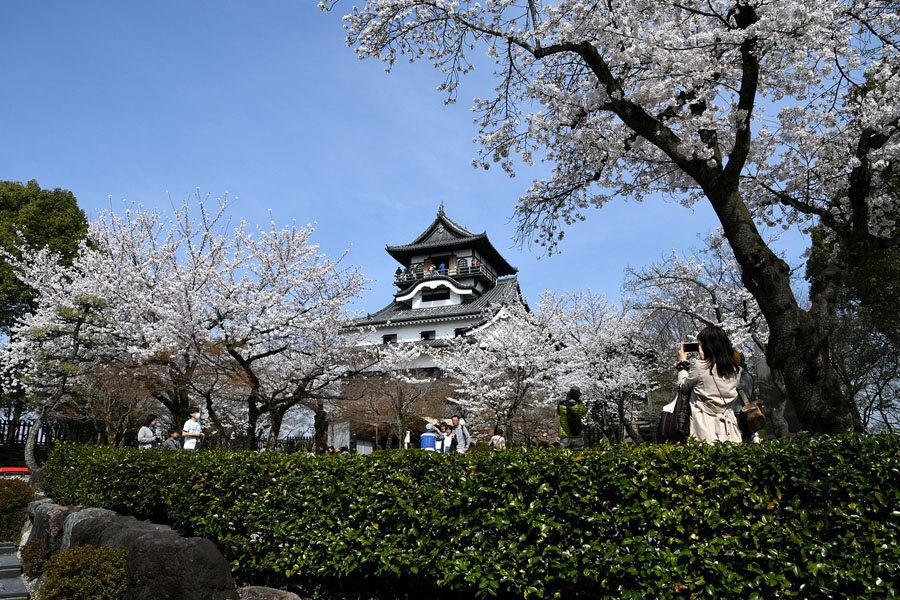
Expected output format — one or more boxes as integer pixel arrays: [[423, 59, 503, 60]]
[[385, 206, 517, 276], [352, 276, 522, 328]]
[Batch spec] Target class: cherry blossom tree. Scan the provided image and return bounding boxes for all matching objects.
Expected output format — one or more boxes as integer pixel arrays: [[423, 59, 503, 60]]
[[541, 290, 662, 443], [325, 0, 899, 432], [203, 218, 370, 448], [1, 198, 368, 451], [624, 235, 798, 437], [336, 341, 450, 448], [428, 302, 565, 443], [624, 232, 769, 355]]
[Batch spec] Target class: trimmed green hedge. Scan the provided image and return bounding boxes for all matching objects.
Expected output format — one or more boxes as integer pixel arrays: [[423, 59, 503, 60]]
[[44, 436, 900, 599]]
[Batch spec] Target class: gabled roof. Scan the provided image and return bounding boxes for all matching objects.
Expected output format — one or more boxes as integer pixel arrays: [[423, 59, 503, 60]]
[[393, 275, 478, 301], [386, 205, 517, 276], [351, 276, 523, 328]]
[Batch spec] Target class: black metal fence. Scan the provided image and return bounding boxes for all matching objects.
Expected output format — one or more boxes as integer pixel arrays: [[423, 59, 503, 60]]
[[1, 419, 94, 446], [251, 435, 316, 453]]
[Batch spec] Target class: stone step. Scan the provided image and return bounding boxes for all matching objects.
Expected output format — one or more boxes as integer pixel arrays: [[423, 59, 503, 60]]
[[0, 555, 22, 579], [0, 545, 15, 556], [0, 576, 29, 600]]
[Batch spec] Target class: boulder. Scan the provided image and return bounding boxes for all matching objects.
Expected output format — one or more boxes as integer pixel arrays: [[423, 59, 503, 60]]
[[119, 530, 238, 600], [58, 509, 235, 600], [28, 502, 77, 556], [239, 586, 305, 600], [60, 507, 118, 551], [31, 502, 238, 599], [26, 499, 52, 519]]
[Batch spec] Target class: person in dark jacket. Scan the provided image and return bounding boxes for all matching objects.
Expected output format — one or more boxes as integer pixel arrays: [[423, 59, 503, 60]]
[[162, 431, 181, 449]]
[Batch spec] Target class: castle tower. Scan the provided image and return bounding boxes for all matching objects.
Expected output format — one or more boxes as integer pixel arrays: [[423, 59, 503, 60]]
[[353, 206, 523, 352]]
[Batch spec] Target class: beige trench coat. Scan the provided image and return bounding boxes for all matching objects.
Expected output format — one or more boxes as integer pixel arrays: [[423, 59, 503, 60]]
[[677, 359, 742, 443]]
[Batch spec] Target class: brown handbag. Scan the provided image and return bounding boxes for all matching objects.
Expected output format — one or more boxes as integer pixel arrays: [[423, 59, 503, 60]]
[[738, 387, 766, 433]]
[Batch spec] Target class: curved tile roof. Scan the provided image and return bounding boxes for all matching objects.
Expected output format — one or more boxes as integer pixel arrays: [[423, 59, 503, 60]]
[[385, 206, 517, 276], [352, 276, 522, 328]]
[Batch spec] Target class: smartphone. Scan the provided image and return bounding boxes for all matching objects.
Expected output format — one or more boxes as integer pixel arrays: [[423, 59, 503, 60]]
[[682, 342, 700, 353]]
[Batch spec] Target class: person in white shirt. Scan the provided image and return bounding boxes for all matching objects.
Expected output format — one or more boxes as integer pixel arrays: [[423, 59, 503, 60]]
[[488, 426, 506, 450], [182, 407, 205, 450]]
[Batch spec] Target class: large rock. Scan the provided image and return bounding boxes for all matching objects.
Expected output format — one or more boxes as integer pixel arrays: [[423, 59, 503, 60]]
[[25, 499, 52, 519], [119, 530, 238, 600], [27, 501, 76, 556], [59, 510, 236, 600], [239, 586, 305, 600], [60, 507, 118, 551], [30, 502, 238, 600]]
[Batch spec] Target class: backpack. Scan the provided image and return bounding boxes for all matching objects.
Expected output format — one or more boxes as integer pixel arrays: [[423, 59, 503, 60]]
[[565, 402, 584, 437]]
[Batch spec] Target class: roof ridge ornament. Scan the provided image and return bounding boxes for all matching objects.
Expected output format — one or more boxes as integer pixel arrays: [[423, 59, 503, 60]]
[[438, 201, 445, 216]]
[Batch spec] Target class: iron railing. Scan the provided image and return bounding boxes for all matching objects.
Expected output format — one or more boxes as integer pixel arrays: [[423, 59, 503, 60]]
[[0, 419, 93, 446], [394, 263, 497, 287]]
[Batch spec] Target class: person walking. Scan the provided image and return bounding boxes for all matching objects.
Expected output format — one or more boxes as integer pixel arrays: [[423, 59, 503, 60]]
[[557, 387, 587, 448], [181, 407, 205, 450], [420, 423, 439, 451], [488, 426, 506, 450], [450, 415, 470, 453], [137, 414, 160, 449], [676, 326, 743, 443], [438, 423, 453, 453], [162, 431, 181, 449]]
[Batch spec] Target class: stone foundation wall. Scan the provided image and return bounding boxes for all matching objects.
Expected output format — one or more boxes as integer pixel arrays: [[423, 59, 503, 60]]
[[25, 499, 239, 600]]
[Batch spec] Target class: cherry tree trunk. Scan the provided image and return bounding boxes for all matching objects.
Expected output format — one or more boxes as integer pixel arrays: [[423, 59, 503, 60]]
[[267, 410, 284, 448], [711, 189, 863, 433], [24, 406, 45, 473], [245, 401, 261, 450], [7, 399, 24, 445], [314, 399, 329, 448]]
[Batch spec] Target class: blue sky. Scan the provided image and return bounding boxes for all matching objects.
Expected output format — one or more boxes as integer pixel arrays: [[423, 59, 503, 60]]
[[1, 1, 809, 315]]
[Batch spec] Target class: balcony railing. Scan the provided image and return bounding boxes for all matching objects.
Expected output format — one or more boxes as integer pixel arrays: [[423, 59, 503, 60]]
[[394, 263, 497, 287]]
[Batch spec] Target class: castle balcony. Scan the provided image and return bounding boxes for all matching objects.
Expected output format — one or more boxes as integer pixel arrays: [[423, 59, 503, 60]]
[[394, 263, 497, 288]]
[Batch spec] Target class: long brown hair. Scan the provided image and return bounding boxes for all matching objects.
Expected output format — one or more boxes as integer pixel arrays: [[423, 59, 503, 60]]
[[697, 326, 740, 379]]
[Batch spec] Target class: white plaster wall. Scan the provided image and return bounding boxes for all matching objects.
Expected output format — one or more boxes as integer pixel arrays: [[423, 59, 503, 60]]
[[361, 316, 482, 345], [413, 290, 461, 309]]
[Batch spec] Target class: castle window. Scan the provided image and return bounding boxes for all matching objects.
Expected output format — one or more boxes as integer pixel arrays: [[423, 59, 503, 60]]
[[457, 258, 468, 270], [382, 334, 397, 344], [421, 288, 450, 302], [454, 328, 467, 337], [420, 330, 436, 341]]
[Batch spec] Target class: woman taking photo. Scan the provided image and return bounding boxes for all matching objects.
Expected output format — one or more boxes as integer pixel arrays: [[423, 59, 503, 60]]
[[676, 326, 742, 443]]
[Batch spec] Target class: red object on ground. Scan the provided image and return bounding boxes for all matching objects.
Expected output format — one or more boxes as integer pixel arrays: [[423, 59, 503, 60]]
[[0, 467, 30, 474]]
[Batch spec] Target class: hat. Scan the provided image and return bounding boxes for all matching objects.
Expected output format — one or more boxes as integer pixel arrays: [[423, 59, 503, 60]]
[[426, 423, 433, 431]]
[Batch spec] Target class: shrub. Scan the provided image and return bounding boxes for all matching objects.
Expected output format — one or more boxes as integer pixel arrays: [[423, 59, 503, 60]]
[[40, 545, 127, 600], [21, 538, 46, 577], [0, 478, 35, 544], [44, 436, 900, 599]]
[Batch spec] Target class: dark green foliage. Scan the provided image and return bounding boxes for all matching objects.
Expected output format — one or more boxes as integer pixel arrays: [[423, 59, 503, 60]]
[[40, 545, 127, 600], [0, 179, 88, 335], [806, 224, 900, 344], [21, 537, 46, 577], [0, 478, 35, 543], [44, 437, 900, 599]]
